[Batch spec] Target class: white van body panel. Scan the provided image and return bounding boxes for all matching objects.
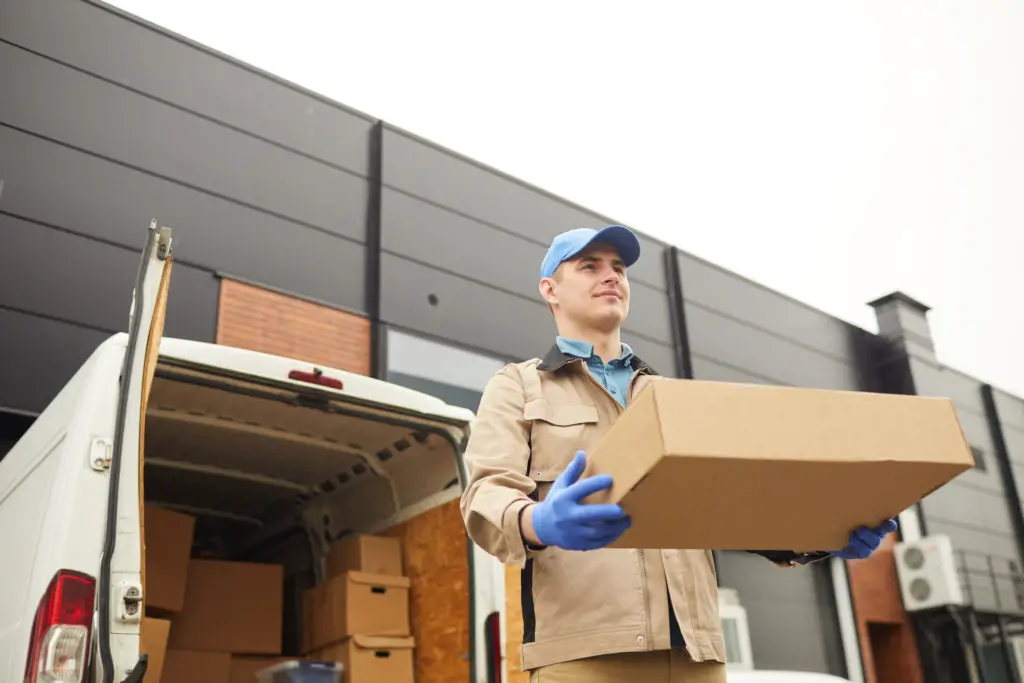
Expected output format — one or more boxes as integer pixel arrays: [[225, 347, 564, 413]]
[[0, 337, 126, 681], [157, 338, 476, 425]]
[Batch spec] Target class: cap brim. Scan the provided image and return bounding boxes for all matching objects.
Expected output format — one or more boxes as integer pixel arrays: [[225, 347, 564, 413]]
[[582, 225, 641, 267]]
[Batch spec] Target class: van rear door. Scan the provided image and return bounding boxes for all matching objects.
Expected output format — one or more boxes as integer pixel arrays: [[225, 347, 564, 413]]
[[95, 222, 174, 683]]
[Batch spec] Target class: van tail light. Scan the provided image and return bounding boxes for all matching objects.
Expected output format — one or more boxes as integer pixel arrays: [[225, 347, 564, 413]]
[[24, 569, 96, 683], [484, 611, 502, 683]]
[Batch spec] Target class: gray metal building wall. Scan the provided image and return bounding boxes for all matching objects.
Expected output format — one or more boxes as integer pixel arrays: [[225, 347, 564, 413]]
[[0, 0, 374, 413], [378, 124, 678, 373], [909, 361, 1024, 610]]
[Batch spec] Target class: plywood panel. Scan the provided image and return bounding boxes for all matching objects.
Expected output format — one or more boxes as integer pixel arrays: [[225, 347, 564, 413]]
[[505, 564, 529, 683], [381, 499, 470, 683]]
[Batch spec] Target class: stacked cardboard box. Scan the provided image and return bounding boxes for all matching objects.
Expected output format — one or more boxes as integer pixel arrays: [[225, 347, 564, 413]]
[[142, 503, 195, 683], [303, 534, 416, 683], [143, 504, 303, 683]]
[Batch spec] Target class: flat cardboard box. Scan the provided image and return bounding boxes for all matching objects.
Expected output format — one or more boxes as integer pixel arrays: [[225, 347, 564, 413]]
[[326, 533, 404, 578], [168, 559, 284, 655], [144, 504, 196, 612], [230, 656, 292, 683], [141, 617, 171, 683], [583, 379, 975, 551], [306, 571, 411, 651], [163, 650, 232, 683], [317, 636, 415, 683]]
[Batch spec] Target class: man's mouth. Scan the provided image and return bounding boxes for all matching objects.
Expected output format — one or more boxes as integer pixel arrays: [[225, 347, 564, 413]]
[[595, 291, 621, 300]]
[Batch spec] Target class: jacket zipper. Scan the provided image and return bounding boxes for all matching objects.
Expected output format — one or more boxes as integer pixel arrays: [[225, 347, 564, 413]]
[[580, 363, 654, 649]]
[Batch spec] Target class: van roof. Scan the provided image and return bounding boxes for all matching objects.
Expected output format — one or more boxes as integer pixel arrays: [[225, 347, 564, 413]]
[[141, 335, 478, 424]]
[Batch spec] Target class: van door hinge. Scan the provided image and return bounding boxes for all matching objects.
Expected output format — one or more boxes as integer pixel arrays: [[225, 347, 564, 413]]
[[90, 438, 113, 471], [118, 581, 144, 622]]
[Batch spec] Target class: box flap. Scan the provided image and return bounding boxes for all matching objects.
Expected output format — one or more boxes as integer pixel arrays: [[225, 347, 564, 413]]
[[347, 571, 411, 589], [352, 635, 416, 650]]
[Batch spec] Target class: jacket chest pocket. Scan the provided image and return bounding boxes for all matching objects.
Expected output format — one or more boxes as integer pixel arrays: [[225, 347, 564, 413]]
[[524, 400, 599, 488]]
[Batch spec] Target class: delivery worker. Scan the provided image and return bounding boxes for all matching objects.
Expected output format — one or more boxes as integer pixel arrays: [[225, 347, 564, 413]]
[[459, 225, 897, 682]]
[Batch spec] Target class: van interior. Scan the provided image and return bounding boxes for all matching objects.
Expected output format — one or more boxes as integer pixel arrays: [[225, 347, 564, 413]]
[[141, 354, 474, 683]]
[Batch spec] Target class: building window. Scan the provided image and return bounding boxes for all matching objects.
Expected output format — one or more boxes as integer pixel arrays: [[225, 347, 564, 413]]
[[385, 328, 508, 413]]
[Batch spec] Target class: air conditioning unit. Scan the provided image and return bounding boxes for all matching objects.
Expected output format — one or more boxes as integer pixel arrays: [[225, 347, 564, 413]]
[[894, 533, 966, 612], [719, 588, 754, 671]]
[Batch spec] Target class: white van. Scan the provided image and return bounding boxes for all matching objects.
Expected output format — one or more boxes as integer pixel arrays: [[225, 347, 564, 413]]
[[0, 224, 505, 683]]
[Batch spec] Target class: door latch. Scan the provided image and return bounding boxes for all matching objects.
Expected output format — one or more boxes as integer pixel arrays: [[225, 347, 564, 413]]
[[90, 438, 113, 471], [118, 581, 144, 622]]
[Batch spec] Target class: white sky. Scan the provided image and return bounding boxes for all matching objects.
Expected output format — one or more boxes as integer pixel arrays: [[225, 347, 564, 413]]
[[108, 0, 1024, 397]]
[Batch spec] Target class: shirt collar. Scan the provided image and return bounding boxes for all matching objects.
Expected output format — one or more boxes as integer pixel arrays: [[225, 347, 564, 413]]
[[555, 336, 635, 365]]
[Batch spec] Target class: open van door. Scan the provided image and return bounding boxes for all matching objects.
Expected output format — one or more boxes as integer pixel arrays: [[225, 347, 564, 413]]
[[95, 222, 173, 683]]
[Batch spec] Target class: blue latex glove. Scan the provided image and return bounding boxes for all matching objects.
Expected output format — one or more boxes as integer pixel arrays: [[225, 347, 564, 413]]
[[830, 519, 899, 560], [531, 450, 632, 551]]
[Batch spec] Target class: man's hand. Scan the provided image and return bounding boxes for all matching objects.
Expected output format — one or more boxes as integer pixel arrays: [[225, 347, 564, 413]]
[[523, 450, 632, 551], [829, 519, 899, 560]]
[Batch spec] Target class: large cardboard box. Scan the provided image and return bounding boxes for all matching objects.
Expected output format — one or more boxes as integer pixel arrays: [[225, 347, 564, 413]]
[[144, 504, 195, 612], [317, 636, 415, 683], [583, 379, 975, 551], [162, 650, 231, 683], [140, 617, 171, 683], [306, 571, 411, 651], [168, 559, 284, 655], [326, 533, 403, 578]]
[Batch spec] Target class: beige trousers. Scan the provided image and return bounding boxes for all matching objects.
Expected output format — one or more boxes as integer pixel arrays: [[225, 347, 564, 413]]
[[529, 650, 728, 682]]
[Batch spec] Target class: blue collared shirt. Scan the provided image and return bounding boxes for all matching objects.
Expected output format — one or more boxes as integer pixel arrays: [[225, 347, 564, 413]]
[[555, 336, 635, 408]]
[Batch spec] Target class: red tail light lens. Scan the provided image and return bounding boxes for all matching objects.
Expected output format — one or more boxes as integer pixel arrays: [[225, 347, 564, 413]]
[[484, 611, 502, 683], [24, 570, 96, 683]]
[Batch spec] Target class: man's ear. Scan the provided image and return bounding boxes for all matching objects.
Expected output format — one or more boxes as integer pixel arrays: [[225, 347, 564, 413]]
[[539, 278, 558, 307]]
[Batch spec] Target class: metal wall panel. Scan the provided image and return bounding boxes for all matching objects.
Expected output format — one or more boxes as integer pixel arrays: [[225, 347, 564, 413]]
[[0, 308, 111, 414], [0, 127, 366, 312], [0, 0, 374, 175], [681, 254, 864, 357], [902, 357, 1024, 606], [0, 216, 218, 343], [685, 303, 865, 390], [716, 552, 846, 674], [379, 253, 676, 371], [381, 127, 667, 291], [380, 188, 672, 345], [0, 42, 367, 240], [908, 360, 989, 415], [995, 389, 1024, 434]]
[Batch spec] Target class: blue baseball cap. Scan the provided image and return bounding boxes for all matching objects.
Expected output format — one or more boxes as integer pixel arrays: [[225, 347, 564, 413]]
[[539, 226, 641, 279]]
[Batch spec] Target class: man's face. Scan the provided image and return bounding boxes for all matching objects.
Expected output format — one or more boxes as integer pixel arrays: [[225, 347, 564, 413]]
[[540, 243, 630, 332]]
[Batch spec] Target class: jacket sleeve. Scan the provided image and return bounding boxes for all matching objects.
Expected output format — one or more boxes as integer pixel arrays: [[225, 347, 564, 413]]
[[459, 365, 539, 568]]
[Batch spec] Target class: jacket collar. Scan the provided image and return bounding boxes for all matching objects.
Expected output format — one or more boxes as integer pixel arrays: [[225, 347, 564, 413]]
[[536, 343, 659, 376]]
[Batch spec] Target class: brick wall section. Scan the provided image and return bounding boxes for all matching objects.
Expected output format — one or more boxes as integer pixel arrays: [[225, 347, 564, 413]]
[[847, 534, 925, 683], [216, 279, 370, 375]]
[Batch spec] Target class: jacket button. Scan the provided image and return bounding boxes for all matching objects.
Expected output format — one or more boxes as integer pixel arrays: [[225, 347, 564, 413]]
[[636, 635, 644, 645]]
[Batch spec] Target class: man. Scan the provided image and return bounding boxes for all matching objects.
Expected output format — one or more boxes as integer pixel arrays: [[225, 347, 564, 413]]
[[460, 225, 897, 682]]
